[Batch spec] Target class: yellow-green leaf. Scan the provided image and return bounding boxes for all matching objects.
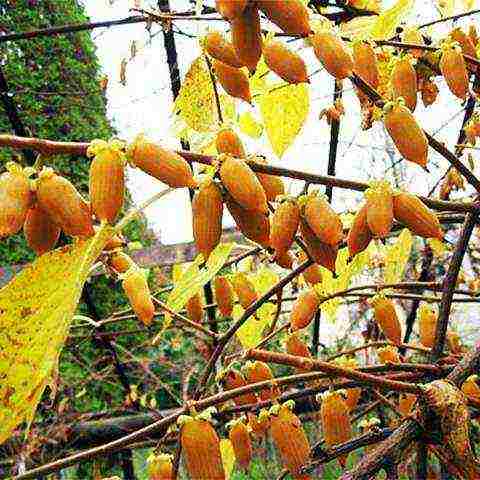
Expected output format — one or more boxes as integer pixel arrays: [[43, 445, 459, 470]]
[[238, 111, 263, 139], [369, 0, 415, 39], [235, 303, 276, 349], [220, 438, 235, 480], [384, 229, 413, 283], [258, 83, 309, 158], [0, 225, 113, 445]]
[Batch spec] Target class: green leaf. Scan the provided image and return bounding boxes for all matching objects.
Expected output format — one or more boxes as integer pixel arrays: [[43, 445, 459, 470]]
[[384, 229, 413, 283], [0, 225, 114, 445], [369, 0, 415, 39], [257, 83, 309, 158]]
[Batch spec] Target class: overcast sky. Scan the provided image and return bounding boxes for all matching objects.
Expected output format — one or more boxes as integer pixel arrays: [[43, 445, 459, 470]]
[[81, 0, 474, 245]]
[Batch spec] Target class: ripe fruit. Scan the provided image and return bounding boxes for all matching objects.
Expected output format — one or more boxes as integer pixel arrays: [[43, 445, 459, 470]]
[[87, 139, 125, 223], [450, 27, 477, 58], [364, 181, 393, 239], [253, 156, 285, 202], [398, 393, 416, 417], [257, 0, 311, 36], [461, 375, 480, 402], [0, 162, 32, 238], [232, 272, 258, 309], [24, 204, 61, 256], [320, 391, 352, 467], [352, 41, 379, 104], [270, 198, 300, 257], [192, 179, 224, 260], [371, 294, 402, 345], [219, 155, 268, 214], [204, 31, 243, 68], [216, 128, 245, 158], [401, 28, 424, 58], [122, 267, 155, 326], [225, 195, 270, 248], [231, 3, 262, 74], [218, 368, 257, 406], [447, 331, 462, 354], [247, 410, 270, 438], [290, 288, 320, 331], [311, 30, 354, 80], [440, 44, 469, 100], [36, 167, 94, 237], [275, 250, 295, 269], [186, 293, 204, 324], [420, 78, 439, 107], [147, 453, 173, 480], [286, 333, 311, 372], [179, 413, 225, 480], [270, 402, 311, 478], [347, 202, 373, 258], [228, 418, 252, 470], [213, 275, 234, 317], [263, 40, 309, 84], [334, 358, 362, 412], [390, 56, 417, 111], [102, 231, 125, 251], [417, 304, 437, 348], [109, 251, 135, 273], [243, 361, 280, 401], [393, 191, 443, 239], [303, 192, 343, 245], [212, 60, 252, 103], [298, 252, 323, 285], [127, 134, 197, 188], [383, 101, 428, 169], [377, 346, 400, 364], [215, 0, 248, 20]]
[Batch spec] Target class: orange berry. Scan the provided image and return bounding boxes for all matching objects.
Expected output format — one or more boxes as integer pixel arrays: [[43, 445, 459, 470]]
[[398, 393, 416, 417], [257, 0, 311, 36], [270, 402, 311, 478], [109, 251, 135, 273], [384, 102, 428, 168], [192, 179, 224, 260], [0, 162, 32, 238], [213, 275, 234, 317], [401, 28, 425, 58], [231, 3, 262, 74], [347, 202, 373, 258], [225, 195, 270, 248], [390, 56, 417, 111], [212, 60, 252, 103], [253, 156, 285, 202], [352, 41, 379, 104], [270, 198, 300, 257], [377, 346, 400, 364], [122, 267, 155, 326], [232, 272, 258, 309], [264, 40, 309, 84], [450, 27, 478, 58], [298, 251, 323, 285], [393, 191, 443, 239], [290, 288, 320, 331], [420, 78, 439, 107], [417, 304, 437, 348], [247, 410, 270, 438], [311, 31, 354, 79], [243, 361, 280, 401], [147, 453, 173, 480], [216, 128, 246, 158], [127, 135, 196, 189], [24, 204, 60, 256], [303, 193, 343, 245], [186, 293, 204, 324], [219, 368, 257, 406], [229, 419, 252, 470], [204, 31, 244, 68], [440, 44, 469, 100], [36, 167, 94, 238], [87, 140, 125, 224], [215, 0, 248, 20], [334, 358, 362, 412], [372, 294, 402, 345], [220, 155, 268, 214], [461, 375, 480, 402], [364, 181, 393, 239]]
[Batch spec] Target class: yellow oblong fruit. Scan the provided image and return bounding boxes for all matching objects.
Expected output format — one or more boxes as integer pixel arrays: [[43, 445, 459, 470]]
[[371, 294, 402, 345], [219, 369, 257, 406], [270, 198, 300, 257], [229, 419, 252, 470], [225, 195, 270, 248], [24, 204, 61, 256], [393, 191, 443, 239], [377, 346, 400, 364], [216, 128, 246, 157], [390, 56, 417, 112], [205, 31, 244, 68], [212, 60, 252, 103], [264, 40, 309, 84], [231, 3, 262, 74], [36, 167, 94, 238], [122, 267, 155, 326], [215, 0, 248, 20], [232, 272, 258, 309], [192, 179, 224, 260], [180, 417, 225, 480], [320, 391, 352, 467], [290, 288, 320, 331], [147, 453, 173, 480], [352, 41, 379, 104], [257, 0, 311, 36], [311, 31, 354, 80], [347, 202, 373, 258], [384, 102, 428, 169], [213, 275, 234, 317], [364, 181, 393, 239], [270, 402, 311, 478], [440, 44, 469, 100], [300, 218, 338, 273], [253, 156, 285, 202], [303, 193, 343, 245], [220, 155, 268, 214], [243, 361, 280, 401], [0, 162, 32, 238], [127, 135, 196, 188], [417, 304, 437, 348], [87, 140, 125, 224], [461, 375, 480, 402], [186, 293, 204, 324]]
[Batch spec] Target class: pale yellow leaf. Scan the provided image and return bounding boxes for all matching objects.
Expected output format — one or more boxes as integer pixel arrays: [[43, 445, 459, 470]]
[[370, 0, 415, 39], [238, 111, 264, 139], [220, 439, 235, 480], [384, 229, 413, 283], [438, 0, 455, 16], [340, 16, 377, 39]]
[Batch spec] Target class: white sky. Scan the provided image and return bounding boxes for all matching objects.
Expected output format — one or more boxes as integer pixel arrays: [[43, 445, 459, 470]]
[[82, 0, 477, 245]]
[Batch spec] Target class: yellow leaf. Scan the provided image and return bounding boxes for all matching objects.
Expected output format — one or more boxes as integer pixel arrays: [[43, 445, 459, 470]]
[[340, 16, 377, 39], [384, 229, 413, 283], [438, 0, 455, 16], [220, 438, 235, 480], [238, 111, 264, 139], [428, 238, 448, 256], [251, 266, 279, 295], [0, 225, 114, 445], [370, 0, 415, 39], [258, 83, 309, 158], [235, 303, 276, 349]]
